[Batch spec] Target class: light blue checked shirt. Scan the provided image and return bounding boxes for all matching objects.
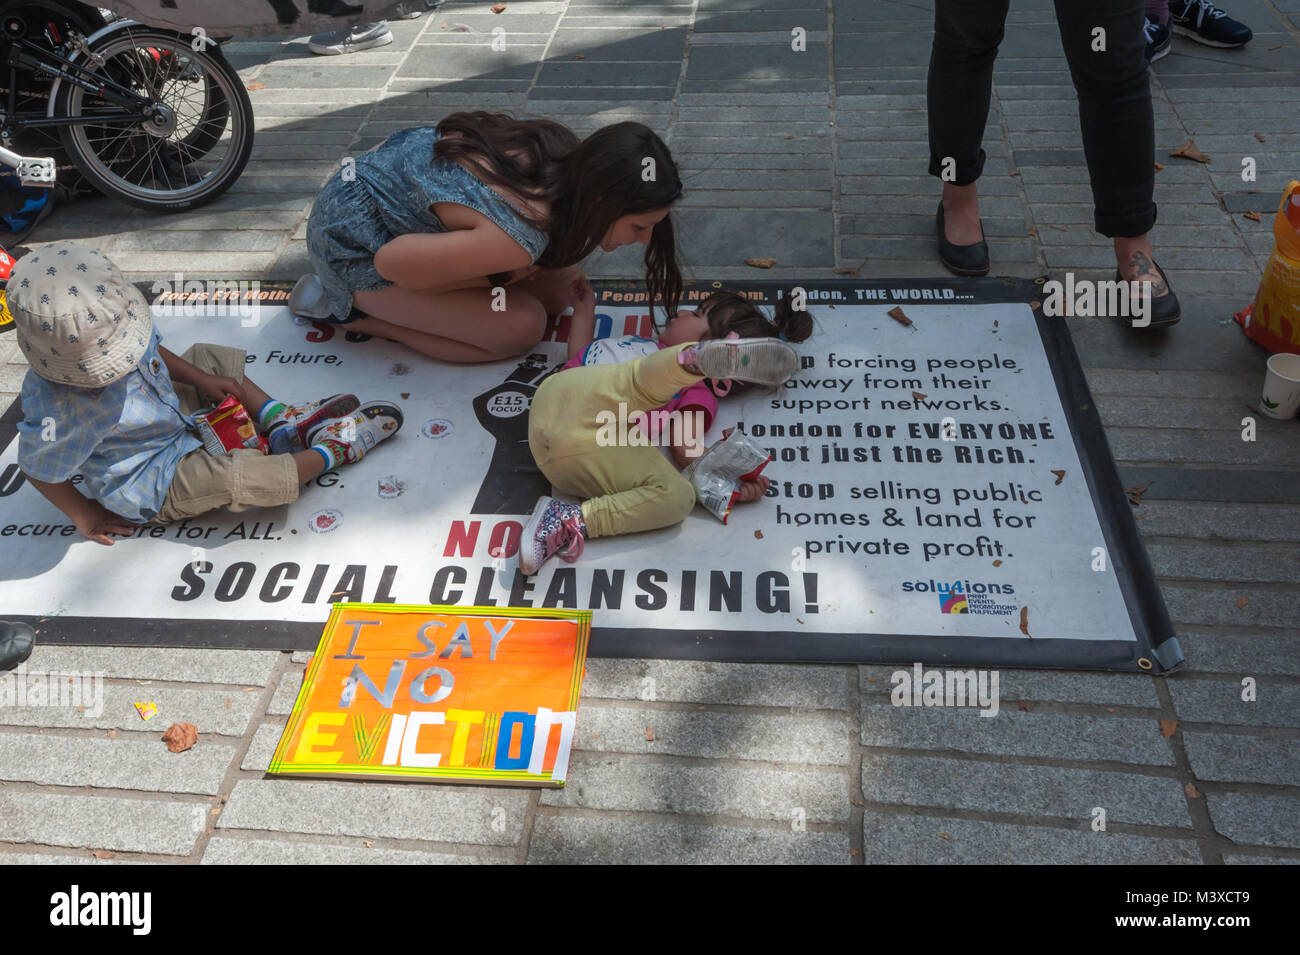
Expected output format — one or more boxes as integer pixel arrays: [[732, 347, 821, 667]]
[[18, 330, 201, 523]]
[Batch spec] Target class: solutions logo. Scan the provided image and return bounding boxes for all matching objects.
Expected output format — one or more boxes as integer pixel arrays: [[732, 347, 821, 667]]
[[902, 578, 1019, 617]]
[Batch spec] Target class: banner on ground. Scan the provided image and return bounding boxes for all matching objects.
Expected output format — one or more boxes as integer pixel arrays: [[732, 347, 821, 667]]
[[269, 604, 591, 785], [0, 279, 1182, 673]]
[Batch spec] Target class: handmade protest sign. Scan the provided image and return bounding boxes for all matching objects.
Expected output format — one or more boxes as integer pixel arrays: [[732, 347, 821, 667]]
[[269, 604, 591, 786]]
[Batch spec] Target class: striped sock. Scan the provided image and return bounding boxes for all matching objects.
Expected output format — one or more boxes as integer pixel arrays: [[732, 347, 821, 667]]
[[257, 399, 291, 432]]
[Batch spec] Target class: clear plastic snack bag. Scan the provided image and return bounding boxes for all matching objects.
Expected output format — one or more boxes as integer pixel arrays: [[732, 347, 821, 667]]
[[681, 428, 772, 523]]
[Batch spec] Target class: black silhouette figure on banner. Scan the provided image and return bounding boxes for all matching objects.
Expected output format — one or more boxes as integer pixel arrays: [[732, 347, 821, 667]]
[[471, 353, 557, 515]]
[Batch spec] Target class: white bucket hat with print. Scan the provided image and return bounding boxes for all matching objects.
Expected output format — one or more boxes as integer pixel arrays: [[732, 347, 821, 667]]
[[8, 243, 154, 389]]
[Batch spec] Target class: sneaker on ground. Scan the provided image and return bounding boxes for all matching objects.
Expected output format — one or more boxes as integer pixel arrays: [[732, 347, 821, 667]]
[[519, 496, 585, 575], [690, 338, 799, 387], [1143, 15, 1172, 63], [1169, 0, 1252, 47], [307, 401, 404, 464], [289, 273, 332, 320], [269, 394, 362, 453], [308, 21, 393, 55]]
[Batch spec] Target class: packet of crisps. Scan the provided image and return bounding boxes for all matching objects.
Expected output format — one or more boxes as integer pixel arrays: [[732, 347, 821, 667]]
[[681, 428, 772, 523], [195, 395, 268, 456]]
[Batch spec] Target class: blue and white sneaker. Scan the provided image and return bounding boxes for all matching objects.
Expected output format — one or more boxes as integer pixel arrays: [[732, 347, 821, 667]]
[[1144, 15, 1172, 63], [520, 497, 586, 575], [1169, 0, 1252, 48]]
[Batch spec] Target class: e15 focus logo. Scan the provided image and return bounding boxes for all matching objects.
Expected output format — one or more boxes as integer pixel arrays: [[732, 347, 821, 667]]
[[49, 886, 151, 936]]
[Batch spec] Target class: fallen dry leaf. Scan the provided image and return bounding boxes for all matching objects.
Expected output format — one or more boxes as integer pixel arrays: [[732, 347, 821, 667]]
[[364, 840, 374, 848], [1244, 210, 1261, 222], [939, 831, 951, 840], [107, 730, 117, 739], [490, 3, 506, 12], [1236, 596, 1250, 610], [1159, 719, 1178, 739], [162, 722, 198, 753], [1019, 606, 1031, 638], [1169, 139, 1210, 163], [1017, 700, 1032, 712], [92, 850, 115, 860], [1254, 133, 1266, 143], [400, 392, 410, 399], [571, 54, 585, 59], [992, 559, 1002, 567], [754, 530, 764, 539], [1105, 707, 1116, 713], [644, 726, 656, 742], [1051, 469, 1065, 485], [1185, 782, 1201, 799], [911, 391, 928, 401], [245, 81, 266, 91], [1153, 161, 1164, 171], [745, 257, 776, 269], [1125, 483, 1151, 506], [887, 306, 913, 328]]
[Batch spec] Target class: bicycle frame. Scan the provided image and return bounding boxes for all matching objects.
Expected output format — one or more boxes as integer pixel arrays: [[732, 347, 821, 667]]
[[0, 24, 157, 183]]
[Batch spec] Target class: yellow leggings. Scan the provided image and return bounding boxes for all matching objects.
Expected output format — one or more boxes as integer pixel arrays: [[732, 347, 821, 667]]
[[528, 344, 703, 538]]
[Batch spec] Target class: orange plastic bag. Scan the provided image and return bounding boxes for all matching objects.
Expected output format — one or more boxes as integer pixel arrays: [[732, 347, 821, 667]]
[[1236, 180, 1300, 355]]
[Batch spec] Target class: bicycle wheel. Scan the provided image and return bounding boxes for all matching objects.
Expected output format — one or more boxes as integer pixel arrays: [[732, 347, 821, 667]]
[[53, 25, 253, 211]]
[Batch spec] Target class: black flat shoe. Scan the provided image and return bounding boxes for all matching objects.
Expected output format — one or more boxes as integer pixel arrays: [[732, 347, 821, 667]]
[[1115, 260, 1181, 328], [936, 202, 990, 277], [0, 621, 35, 672]]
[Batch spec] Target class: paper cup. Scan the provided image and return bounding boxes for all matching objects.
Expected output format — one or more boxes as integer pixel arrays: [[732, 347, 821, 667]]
[[1260, 352, 1300, 419]]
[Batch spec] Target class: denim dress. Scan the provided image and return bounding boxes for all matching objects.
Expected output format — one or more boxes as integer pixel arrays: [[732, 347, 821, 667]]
[[306, 126, 552, 321]]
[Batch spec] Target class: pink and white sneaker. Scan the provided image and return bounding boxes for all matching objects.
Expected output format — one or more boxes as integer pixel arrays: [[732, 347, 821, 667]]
[[519, 496, 586, 575]]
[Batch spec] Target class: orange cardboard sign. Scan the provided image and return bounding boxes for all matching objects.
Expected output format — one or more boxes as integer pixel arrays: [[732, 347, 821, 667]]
[[269, 604, 591, 786]]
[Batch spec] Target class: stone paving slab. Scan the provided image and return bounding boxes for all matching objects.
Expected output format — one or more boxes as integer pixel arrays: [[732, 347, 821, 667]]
[[540, 752, 850, 822], [860, 810, 1203, 864], [0, 732, 236, 795], [0, 683, 262, 737], [528, 812, 849, 864], [201, 834, 508, 864], [218, 779, 531, 846], [0, 792, 203, 856], [861, 754, 1193, 828]]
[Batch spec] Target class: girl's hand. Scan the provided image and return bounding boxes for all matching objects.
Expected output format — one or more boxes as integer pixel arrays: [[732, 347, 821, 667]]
[[198, 373, 248, 410], [735, 475, 771, 504], [74, 499, 139, 545], [568, 274, 594, 314]]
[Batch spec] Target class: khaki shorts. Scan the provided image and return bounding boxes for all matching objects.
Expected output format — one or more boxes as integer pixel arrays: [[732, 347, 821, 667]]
[[154, 344, 299, 524]]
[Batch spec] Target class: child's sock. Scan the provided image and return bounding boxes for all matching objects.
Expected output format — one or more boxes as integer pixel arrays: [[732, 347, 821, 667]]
[[311, 437, 346, 471], [257, 399, 292, 432]]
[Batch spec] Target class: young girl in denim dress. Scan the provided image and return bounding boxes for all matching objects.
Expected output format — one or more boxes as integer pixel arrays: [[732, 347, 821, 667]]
[[297, 112, 684, 363]]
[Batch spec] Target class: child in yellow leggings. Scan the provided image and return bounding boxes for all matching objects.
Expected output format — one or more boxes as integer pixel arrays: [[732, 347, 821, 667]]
[[520, 284, 812, 574]]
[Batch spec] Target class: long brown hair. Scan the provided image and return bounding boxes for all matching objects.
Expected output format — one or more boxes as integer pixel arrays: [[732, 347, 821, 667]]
[[434, 112, 683, 321], [699, 289, 814, 344]]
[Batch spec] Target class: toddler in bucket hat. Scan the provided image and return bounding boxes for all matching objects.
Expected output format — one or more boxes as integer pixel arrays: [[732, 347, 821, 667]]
[[11, 242, 405, 544]]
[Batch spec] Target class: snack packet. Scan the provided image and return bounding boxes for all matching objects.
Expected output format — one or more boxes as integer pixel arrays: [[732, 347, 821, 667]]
[[681, 428, 772, 523], [195, 396, 268, 456]]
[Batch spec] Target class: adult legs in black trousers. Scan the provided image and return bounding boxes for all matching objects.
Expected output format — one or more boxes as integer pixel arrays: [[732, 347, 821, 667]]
[[927, 0, 1179, 324]]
